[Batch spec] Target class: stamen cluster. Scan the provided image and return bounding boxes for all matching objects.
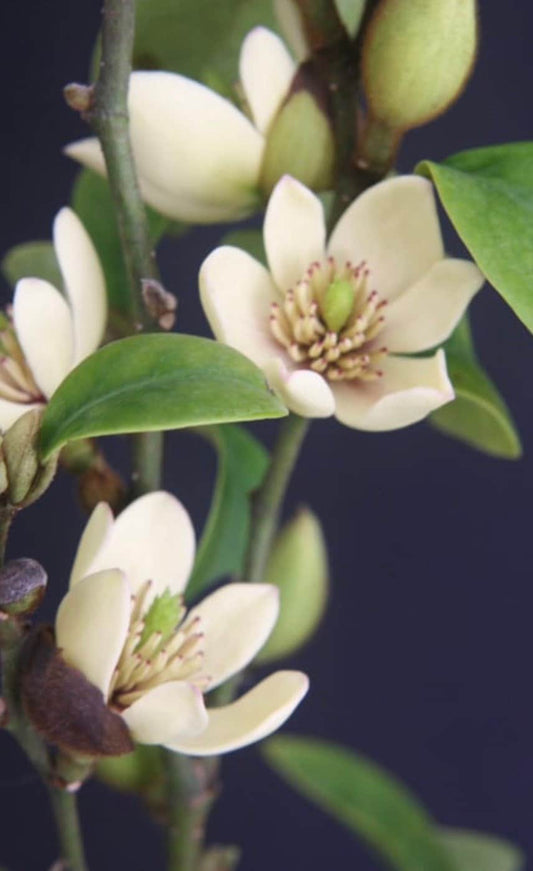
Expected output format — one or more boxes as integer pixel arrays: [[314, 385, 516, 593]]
[[270, 258, 388, 382]]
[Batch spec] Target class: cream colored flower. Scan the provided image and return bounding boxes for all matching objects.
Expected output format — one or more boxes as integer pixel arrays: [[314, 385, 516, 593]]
[[65, 29, 297, 224], [0, 208, 106, 431], [200, 174, 485, 431], [56, 492, 308, 756]]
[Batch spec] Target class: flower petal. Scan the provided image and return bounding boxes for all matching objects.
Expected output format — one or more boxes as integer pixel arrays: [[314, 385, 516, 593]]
[[84, 492, 195, 599], [121, 681, 208, 745], [328, 176, 445, 302], [55, 569, 130, 698], [264, 176, 326, 291], [200, 245, 280, 369], [240, 27, 295, 134], [0, 400, 43, 432], [68, 72, 264, 223], [69, 502, 114, 588], [380, 259, 484, 353], [166, 671, 309, 756], [264, 357, 335, 418], [332, 350, 454, 431], [53, 207, 107, 365], [13, 278, 74, 398], [274, 0, 309, 61], [64, 137, 106, 177], [185, 583, 279, 690]]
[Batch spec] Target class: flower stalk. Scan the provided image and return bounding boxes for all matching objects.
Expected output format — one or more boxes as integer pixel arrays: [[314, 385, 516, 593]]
[[165, 753, 219, 871]]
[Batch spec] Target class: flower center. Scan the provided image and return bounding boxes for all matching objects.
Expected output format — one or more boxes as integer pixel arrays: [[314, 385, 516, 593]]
[[269, 258, 388, 382], [0, 313, 45, 404], [109, 581, 207, 710]]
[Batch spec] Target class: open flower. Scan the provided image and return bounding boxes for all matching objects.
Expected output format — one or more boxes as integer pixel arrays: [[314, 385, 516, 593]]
[[53, 492, 308, 756], [65, 29, 299, 223], [0, 208, 106, 431], [200, 174, 485, 431]]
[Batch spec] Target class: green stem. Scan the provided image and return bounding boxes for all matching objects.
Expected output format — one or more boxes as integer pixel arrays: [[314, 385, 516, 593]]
[[131, 431, 164, 496], [165, 752, 218, 871], [47, 786, 88, 871], [0, 508, 16, 567], [244, 414, 309, 585]]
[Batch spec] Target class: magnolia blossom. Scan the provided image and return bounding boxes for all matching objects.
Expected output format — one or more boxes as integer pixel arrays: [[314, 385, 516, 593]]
[[55, 491, 308, 756], [0, 208, 106, 431], [65, 28, 297, 223], [200, 174, 485, 431]]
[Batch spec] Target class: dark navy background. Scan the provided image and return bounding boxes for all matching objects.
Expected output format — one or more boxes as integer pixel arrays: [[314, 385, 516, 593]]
[[0, 2, 531, 869]]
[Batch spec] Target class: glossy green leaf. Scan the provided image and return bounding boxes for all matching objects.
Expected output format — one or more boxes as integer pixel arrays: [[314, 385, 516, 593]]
[[431, 317, 521, 459], [39, 334, 286, 459], [439, 827, 524, 871], [133, 0, 279, 99], [418, 143, 533, 331], [72, 169, 183, 321], [187, 425, 268, 601], [264, 736, 456, 871], [2, 241, 62, 290]]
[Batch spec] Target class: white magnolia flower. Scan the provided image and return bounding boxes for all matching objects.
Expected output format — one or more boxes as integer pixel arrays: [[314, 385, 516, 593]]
[[65, 29, 298, 224], [0, 208, 106, 431], [200, 174, 485, 431], [56, 491, 308, 756]]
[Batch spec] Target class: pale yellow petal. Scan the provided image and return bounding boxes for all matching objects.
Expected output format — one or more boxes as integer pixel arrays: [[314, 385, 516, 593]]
[[122, 681, 208, 745], [69, 502, 114, 588], [240, 27, 295, 134]]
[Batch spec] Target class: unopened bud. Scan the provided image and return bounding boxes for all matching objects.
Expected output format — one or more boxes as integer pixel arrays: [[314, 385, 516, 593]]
[[256, 508, 328, 663], [260, 87, 335, 197], [142, 279, 178, 331], [362, 0, 478, 131], [0, 558, 47, 617], [63, 82, 94, 114], [273, 0, 309, 61], [2, 409, 58, 507]]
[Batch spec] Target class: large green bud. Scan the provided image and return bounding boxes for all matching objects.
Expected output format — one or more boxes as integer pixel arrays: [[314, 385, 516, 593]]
[[362, 0, 478, 131]]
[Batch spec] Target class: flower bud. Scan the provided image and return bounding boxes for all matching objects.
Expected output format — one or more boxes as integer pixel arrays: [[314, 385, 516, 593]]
[[2, 409, 58, 507], [362, 0, 478, 131], [260, 88, 335, 197], [0, 558, 47, 617], [256, 508, 328, 663]]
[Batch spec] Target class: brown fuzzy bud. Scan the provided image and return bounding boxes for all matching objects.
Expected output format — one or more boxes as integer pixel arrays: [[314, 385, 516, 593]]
[[142, 279, 178, 331], [63, 82, 94, 114], [0, 558, 47, 617]]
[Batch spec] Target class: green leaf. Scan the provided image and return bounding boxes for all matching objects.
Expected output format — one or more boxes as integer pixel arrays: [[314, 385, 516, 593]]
[[220, 229, 266, 265], [72, 169, 183, 321], [418, 143, 533, 332], [2, 241, 62, 290], [133, 0, 279, 99], [187, 425, 268, 601], [439, 827, 524, 871], [430, 317, 521, 459], [39, 334, 287, 459], [264, 736, 456, 871], [334, 0, 366, 36]]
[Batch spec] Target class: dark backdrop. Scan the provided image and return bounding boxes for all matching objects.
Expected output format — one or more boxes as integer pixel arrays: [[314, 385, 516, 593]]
[[0, 3, 531, 870]]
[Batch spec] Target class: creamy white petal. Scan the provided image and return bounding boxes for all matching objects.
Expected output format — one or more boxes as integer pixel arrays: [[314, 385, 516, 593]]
[[264, 357, 335, 418], [64, 137, 106, 177], [381, 259, 484, 353], [165, 671, 309, 756], [274, 0, 309, 61], [0, 400, 43, 432], [332, 350, 454, 431], [240, 27, 295, 134], [200, 246, 280, 369], [185, 584, 279, 690], [84, 491, 195, 599], [328, 176, 445, 302], [69, 502, 114, 588], [122, 681, 208, 745], [13, 278, 74, 398], [56, 569, 130, 698], [53, 207, 107, 365], [264, 176, 326, 291]]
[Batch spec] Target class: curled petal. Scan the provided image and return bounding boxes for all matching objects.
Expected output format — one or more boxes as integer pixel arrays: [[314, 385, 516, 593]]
[[56, 569, 131, 699], [13, 278, 74, 398], [0, 399, 43, 432], [165, 671, 309, 756], [264, 176, 326, 292], [185, 583, 279, 690], [69, 502, 114, 588], [264, 357, 335, 418], [53, 207, 107, 365], [200, 245, 280, 369], [328, 176, 444, 302], [84, 491, 195, 599], [332, 349, 454, 431], [381, 258, 484, 353], [240, 27, 295, 134], [122, 681, 208, 745]]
